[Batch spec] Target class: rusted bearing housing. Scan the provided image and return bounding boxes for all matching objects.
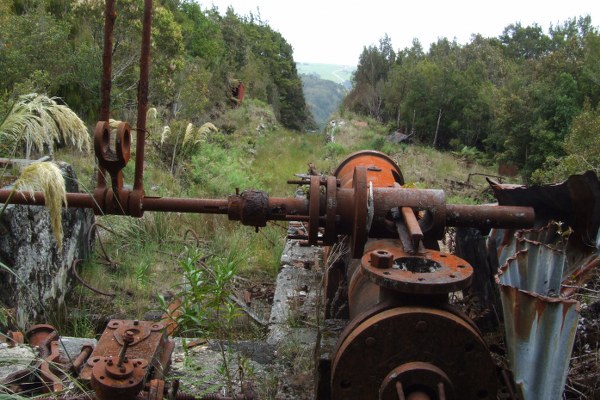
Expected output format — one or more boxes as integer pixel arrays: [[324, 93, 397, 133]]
[[90, 356, 147, 400], [330, 306, 496, 400], [334, 239, 496, 399], [334, 151, 405, 257], [361, 244, 473, 295]]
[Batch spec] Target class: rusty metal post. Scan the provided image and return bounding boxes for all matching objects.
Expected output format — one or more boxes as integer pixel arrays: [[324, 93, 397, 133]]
[[133, 0, 153, 194], [99, 0, 115, 122]]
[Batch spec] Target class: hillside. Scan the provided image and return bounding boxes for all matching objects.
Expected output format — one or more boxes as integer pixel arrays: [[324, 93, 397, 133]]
[[300, 73, 347, 129], [0, 1, 313, 132], [296, 62, 355, 88]]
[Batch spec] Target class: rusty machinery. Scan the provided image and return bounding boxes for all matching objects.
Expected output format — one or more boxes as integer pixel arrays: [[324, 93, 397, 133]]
[[0, 0, 542, 399]]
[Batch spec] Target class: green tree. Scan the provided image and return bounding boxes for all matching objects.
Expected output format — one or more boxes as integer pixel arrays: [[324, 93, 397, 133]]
[[346, 34, 396, 120]]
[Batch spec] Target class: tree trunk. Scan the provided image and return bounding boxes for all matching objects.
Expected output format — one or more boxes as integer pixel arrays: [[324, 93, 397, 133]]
[[432, 108, 442, 147]]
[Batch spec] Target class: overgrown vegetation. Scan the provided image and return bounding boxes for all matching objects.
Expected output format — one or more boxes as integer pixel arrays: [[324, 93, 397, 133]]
[[0, 0, 314, 132], [346, 18, 600, 181], [2, 2, 597, 397]]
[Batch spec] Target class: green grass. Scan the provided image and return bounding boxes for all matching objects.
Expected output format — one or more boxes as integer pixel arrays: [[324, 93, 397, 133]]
[[58, 102, 508, 334], [296, 63, 355, 84]]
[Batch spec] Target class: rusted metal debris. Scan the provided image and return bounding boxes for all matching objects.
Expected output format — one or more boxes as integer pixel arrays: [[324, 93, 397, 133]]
[[1, 324, 94, 396], [487, 173, 600, 400], [320, 153, 499, 399], [1, 0, 599, 398]]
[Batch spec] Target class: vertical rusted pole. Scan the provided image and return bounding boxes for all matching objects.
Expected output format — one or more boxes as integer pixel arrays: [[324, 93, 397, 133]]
[[100, 0, 115, 122], [97, 0, 116, 190], [134, 0, 152, 192]]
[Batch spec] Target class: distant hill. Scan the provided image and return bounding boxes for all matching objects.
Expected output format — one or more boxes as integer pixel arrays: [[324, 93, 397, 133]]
[[296, 63, 354, 89], [300, 73, 347, 129]]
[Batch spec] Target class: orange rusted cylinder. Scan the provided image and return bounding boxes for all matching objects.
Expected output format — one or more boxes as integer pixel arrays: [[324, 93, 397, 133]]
[[334, 150, 404, 188]]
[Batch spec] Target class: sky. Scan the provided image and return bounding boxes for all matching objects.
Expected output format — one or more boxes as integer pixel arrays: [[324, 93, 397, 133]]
[[200, 0, 600, 66]]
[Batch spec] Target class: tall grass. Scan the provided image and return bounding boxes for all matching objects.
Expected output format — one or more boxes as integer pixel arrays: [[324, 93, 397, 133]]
[[0, 93, 90, 159]]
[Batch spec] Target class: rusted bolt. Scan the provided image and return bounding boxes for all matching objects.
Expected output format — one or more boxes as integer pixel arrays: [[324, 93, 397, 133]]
[[107, 358, 113, 366], [124, 330, 135, 343], [117, 331, 135, 368], [133, 319, 139, 326], [370, 250, 394, 269]]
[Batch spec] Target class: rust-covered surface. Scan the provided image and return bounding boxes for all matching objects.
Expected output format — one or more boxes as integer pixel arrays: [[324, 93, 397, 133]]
[[489, 172, 600, 400]]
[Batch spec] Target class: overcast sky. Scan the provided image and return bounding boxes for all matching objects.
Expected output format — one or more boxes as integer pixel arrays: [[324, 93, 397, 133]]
[[200, 0, 600, 66]]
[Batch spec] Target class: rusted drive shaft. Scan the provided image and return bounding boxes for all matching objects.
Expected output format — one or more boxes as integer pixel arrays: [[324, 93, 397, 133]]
[[0, 185, 533, 228]]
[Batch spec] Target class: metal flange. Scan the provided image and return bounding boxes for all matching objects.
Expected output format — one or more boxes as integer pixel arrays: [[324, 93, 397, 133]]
[[361, 241, 473, 295]]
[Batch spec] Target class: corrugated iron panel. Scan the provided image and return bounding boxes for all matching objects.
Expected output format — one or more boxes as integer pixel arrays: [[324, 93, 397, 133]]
[[498, 235, 566, 296], [499, 284, 579, 400], [496, 227, 581, 400], [486, 171, 600, 399]]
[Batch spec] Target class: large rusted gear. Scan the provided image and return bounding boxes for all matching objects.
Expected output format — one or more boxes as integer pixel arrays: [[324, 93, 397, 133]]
[[330, 306, 497, 400]]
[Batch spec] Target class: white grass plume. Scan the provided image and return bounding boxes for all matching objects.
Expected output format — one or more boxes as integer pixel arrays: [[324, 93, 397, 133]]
[[182, 122, 218, 147], [0, 94, 91, 158], [160, 126, 171, 144], [15, 162, 67, 249]]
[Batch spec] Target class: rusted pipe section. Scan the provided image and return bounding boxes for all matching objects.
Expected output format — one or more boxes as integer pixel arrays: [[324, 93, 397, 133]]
[[71, 344, 95, 375], [25, 324, 56, 348], [99, 0, 115, 122], [133, 0, 153, 194], [446, 204, 534, 229]]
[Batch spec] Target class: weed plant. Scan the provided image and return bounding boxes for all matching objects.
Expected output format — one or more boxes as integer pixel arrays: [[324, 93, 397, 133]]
[[162, 248, 249, 395]]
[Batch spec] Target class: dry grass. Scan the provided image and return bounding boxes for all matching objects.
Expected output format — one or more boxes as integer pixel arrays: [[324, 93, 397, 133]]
[[3, 162, 68, 248]]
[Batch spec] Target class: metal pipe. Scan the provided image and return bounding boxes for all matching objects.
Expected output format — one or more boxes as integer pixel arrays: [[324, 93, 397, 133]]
[[133, 0, 153, 192], [446, 204, 534, 229], [142, 196, 229, 214], [99, 0, 115, 122]]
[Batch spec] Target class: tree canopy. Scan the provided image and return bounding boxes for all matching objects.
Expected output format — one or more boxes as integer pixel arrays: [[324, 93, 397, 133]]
[[0, 0, 312, 131], [345, 17, 600, 180]]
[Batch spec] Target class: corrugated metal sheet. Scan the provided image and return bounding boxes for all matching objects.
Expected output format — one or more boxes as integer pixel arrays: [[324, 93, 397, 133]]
[[496, 231, 580, 400], [499, 285, 579, 399], [487, 172, 600, 399], [494, 225, 568, 295]]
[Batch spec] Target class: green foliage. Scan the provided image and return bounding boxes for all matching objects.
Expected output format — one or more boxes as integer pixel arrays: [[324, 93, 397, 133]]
[[190, 135, 262, 196], [347, 17, 600, 180], [1, 0, 312, 132], [451, 146, 489, 165], [324, 141, 346, 158], [163, 247, 241, 336], [531, 101, 600, 183]]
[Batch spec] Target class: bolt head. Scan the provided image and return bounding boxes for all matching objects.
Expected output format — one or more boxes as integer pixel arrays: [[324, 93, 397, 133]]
[[370, 250, 394, 269]]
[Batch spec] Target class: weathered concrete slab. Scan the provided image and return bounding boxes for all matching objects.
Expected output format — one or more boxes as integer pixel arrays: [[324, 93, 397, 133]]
[[0, 343, 36, 382]]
